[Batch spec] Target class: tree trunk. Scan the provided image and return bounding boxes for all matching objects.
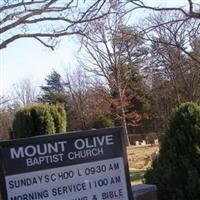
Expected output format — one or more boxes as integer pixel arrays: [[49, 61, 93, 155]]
[[119, 90, 130, 146], [121, 105, 130, 146]]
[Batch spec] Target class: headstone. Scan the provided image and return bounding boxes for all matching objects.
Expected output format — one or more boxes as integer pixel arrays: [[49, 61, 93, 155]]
[[135, 141, 140, 146], [154, 139, 158, 145], [141, 140, 146, 146], [0, 127, 133, 200]]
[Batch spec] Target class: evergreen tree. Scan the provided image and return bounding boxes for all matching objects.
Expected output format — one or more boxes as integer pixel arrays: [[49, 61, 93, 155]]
[[126, 70, 155, 133], [145, 102, 200, 200], [110, 60, 154, 133], [12, 104, 67, 138], [92, 115, 114, 129], [39, 70, 66, 104]]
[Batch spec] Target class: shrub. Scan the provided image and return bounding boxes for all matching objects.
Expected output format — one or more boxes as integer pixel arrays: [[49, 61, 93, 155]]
[[30, 104, 55, 135], [12, 104, 67, 138], [92, 115, 114, 129], [49, 104, 67, 133], [12, 106, 35, 138], [145, 102, 200, 200]]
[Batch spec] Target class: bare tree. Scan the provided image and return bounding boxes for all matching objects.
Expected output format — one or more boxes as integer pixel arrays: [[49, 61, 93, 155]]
[[140, 11, 200, 65], [65, 68, 110, 131], [147, 12, 200, 102], [0, 95, 14, 140], [12, 79, 39, 106], [117, 0, 200, 66], [125, 0, 200, 20], [0, 95, 11, 107], [0, 0, 113, 50], [143, 12, 200, 130], [0, 110, 12, 140], [79, 14, 148, 145], [65, 68, 89, 130]]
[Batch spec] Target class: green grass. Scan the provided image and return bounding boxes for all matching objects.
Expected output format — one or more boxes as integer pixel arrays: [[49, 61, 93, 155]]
[[129, 170, 146, 185]]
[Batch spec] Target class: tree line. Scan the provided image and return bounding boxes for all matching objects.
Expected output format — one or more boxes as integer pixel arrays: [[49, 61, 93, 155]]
[[0, 0, 200, 141]]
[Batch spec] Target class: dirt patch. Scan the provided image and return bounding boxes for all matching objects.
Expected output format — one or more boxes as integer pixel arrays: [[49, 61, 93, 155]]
[[127, 144, 159, 171]]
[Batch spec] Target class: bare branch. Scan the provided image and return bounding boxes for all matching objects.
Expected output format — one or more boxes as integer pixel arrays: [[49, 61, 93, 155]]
[[126, 0, 200, 20], [0, 0, 47, 13], [0, 0, 112, 49]]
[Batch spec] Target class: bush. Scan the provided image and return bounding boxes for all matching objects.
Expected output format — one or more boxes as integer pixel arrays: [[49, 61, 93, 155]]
[[49, 104, 67, 133], [92, 115, 114, 129], [12, 104, 67, 138], [145, 102, 200, 200], [12, 106, 35, 138], [30, 104, 55, 135]]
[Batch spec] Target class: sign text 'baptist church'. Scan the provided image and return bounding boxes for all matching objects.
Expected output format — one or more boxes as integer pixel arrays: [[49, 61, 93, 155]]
[[0, 128, 133, 200]]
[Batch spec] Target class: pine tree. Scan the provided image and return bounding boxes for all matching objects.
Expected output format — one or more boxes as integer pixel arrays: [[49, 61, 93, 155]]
[[92, 115, 114, 129], [145, 102, 200, 200], [39, 70, 66, 104]]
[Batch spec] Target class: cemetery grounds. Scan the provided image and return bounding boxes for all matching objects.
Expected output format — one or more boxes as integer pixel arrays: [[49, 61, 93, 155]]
[[127, 144, 159, 185]]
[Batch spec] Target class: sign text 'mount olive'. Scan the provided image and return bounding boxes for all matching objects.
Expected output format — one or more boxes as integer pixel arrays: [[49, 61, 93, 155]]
[[0, 127, 133, 200]]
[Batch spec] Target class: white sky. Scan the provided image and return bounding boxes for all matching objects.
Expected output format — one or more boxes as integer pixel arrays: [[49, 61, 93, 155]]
[[0, 37, 80, 95], [0, 0, 196, 96]]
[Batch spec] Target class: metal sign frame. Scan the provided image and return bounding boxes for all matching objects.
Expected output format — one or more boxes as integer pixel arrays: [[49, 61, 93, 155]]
[[0, 127, 133, 200]]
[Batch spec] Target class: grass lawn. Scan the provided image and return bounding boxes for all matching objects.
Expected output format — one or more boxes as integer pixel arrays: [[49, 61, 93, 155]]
[[129, 170, 146, 185]]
